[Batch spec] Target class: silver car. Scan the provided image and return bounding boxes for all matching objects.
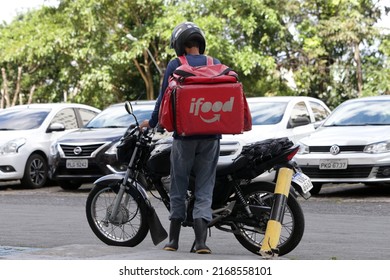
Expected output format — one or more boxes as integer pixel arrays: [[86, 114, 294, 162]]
[[0, 103, 101, 188], [295, 95, 390, 194]]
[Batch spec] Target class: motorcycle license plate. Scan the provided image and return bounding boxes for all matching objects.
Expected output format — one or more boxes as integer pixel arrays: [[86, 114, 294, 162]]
[[292, 172, 313, 194], [66, 159, 88, 169]]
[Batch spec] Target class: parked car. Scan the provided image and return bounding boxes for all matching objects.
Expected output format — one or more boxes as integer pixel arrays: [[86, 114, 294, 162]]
[[218, 96, 331, 181], [294, 95, 390, 194], [224, 96, 331, 142], [49, 100, 166, 190], [0, 103, 101, 188]]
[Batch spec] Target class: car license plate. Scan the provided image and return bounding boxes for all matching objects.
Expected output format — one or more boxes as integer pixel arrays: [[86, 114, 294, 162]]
[[66, 159, 88, 169], [319, 159, 348, 169], [292, 172, 313, 194]]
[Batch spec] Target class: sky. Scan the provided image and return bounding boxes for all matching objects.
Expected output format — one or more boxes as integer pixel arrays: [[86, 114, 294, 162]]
[[0, 0, 59, 24], [0, 0, 389, 29]]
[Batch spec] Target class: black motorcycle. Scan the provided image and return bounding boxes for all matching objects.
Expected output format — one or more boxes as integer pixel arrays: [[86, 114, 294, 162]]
[[86, 101, 313, 257]]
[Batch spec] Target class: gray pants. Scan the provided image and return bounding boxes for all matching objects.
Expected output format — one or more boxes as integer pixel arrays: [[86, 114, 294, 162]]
[[169, 138, 220, 222]]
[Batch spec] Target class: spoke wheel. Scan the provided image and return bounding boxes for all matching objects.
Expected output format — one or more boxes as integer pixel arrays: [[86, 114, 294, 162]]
[[233, 183, 305, 256], [86, 183, 149, 246], [21, 154, 48, 188]]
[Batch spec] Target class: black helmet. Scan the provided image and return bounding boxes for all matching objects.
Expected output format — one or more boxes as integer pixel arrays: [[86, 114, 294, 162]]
[[170, 22, 206, 56]]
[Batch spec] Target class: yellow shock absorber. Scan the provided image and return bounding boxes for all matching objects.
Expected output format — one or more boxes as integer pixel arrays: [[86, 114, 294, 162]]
[[260, 167, 293, 258]]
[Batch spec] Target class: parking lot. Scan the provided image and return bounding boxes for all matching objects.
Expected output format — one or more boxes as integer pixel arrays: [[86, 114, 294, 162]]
[[1, 181, 389, 260]]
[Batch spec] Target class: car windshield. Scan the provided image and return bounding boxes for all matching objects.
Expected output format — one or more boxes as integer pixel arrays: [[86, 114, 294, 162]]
[[0, 108, 50, 130], [248, 102, 287, 125], [86, 105, 153, 128], [324, 99, 390, 126]]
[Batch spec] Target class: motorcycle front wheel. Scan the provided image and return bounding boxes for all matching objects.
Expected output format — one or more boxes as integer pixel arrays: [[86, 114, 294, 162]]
[[232, 183, 305, 256], [86, 183, 149, 247]]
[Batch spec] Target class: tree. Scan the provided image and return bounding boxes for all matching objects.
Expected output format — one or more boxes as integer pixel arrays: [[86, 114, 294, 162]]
[[279, 0, 386, 107], [0, 7, 79, 106], [0, 0, 388, 110]]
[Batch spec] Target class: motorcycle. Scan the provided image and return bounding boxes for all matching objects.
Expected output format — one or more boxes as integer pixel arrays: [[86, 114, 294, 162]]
[[85, 101, 313, 257]]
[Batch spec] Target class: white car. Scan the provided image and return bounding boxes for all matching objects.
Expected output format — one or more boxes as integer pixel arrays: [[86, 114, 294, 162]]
[[0, 103, 101, 188], [225, 96, 331, 142], [294, 95, 390, 194], [218, 96, 331, 180]]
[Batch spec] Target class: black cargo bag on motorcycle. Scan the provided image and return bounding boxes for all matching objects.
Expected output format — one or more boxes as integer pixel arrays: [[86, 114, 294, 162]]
[[159, 55, 252, 136], [232, 137, 294, 179]]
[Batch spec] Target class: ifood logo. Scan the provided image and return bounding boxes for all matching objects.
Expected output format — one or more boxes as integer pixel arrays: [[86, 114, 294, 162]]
[[189, 97, 234, 123]]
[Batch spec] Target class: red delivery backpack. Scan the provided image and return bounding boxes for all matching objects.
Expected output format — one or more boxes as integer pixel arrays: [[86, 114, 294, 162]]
[[159, 55, 252, 136]]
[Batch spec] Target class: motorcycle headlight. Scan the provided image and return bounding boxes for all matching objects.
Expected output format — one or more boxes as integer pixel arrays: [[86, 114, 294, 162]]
[[297, 143, 310, 154], [364, 140, 390, 154], [0, 138, 26, 155], [153, 143, 171, 153]]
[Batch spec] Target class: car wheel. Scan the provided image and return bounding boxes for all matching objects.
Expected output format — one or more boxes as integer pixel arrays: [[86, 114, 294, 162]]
[[21, 154, 48, 189], [58, 181, 82, 190], [310, 183, 322, 195]]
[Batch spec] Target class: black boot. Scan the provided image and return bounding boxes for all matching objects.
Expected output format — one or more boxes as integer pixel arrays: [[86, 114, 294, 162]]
[[163, 219, 182, 251], [193, 218, 211, 254]]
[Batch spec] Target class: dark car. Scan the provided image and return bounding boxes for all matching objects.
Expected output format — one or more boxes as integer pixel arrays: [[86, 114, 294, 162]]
[[49, 101, 161, 190]]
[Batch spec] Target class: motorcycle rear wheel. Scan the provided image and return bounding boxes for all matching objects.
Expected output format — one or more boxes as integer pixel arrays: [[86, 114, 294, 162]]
[[86, 183, 149, 247], [233, 183, 305, 256]]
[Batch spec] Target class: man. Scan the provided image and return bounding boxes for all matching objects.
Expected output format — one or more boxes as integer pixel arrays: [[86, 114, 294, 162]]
[[139, 22, 221, 254]]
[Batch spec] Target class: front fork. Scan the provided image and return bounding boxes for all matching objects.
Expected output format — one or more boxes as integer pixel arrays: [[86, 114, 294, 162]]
[[108, 145, 139, 222], [107, 181, 129, 223], [260, 167, 294, 258]]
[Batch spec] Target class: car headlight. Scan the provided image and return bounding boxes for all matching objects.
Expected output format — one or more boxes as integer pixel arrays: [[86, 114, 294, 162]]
[[0, 138, 26, 155], [50, 142, 59, 156], [105, 141, 120, 155], [297, 143, 310, 154], [364, 140, 390, 154]]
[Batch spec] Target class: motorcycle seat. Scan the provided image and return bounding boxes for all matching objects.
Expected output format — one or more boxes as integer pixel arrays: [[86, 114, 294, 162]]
[[216, 155, 249, 176]]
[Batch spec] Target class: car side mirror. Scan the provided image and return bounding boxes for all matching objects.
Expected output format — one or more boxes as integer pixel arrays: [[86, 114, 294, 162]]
[[289, 116, 311, 128], [47, 122, 66, 132]]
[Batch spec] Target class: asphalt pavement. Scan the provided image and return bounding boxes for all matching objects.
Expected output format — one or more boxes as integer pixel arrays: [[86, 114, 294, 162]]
[[0, 181, 266, 260], [1, 182, 389, 261]]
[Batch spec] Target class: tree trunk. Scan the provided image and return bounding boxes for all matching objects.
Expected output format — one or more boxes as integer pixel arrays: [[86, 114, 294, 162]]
[[142, 49, 155, 100], [1, 67, 10, 108], [133, 57, 155, 100], [27, 85, 36, 104], [12, 66, 23, 106], [354, 42, 363, 97], [145, 72, 154, 100], [0, 89, 3, 109]]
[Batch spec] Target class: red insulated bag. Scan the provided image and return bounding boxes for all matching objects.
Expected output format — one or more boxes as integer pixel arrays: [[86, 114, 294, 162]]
[[159, 55, 252, 136]]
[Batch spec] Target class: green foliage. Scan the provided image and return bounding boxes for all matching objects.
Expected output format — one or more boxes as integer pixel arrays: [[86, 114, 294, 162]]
[[0, 0, 388, 110]]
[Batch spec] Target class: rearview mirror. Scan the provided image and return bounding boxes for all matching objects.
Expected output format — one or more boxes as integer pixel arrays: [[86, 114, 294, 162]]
[[125, 101, 133, 115], [288, 116, 311, 128]]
